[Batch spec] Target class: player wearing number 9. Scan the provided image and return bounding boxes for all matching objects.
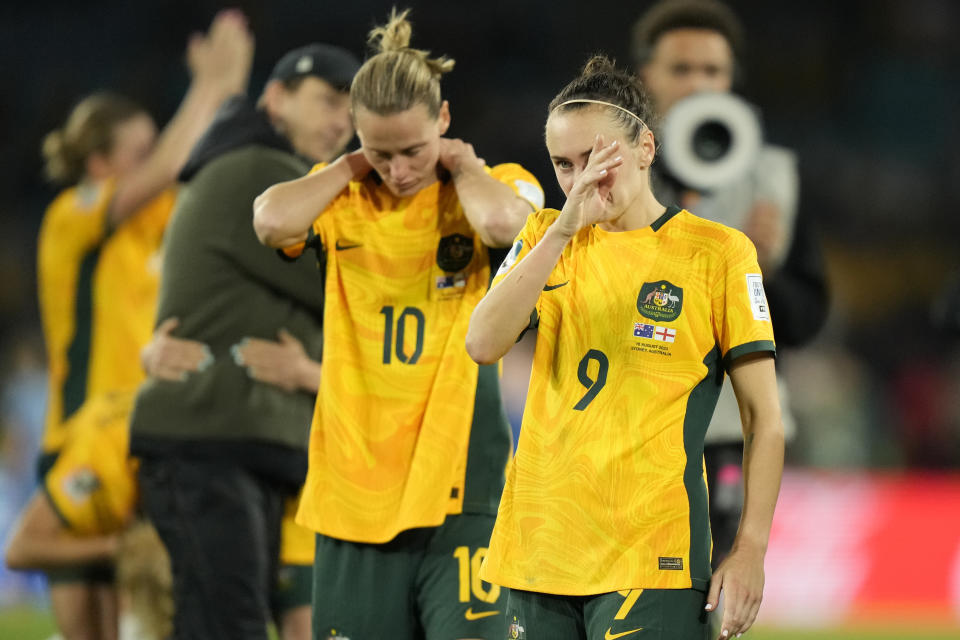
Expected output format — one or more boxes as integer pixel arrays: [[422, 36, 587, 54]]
[[253, 8, 544, 640], [466, 56, 784, 640]]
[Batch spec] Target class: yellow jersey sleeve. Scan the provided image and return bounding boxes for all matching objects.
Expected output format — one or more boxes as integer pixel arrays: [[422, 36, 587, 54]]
[[712, 231, 776, 369], [43, 392, 137, 536], [487, 163, 545, 211]]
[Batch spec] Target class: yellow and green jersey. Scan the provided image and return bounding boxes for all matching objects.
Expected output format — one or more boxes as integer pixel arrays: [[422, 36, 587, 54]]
[[480, 206, 776, 595], [44, 391, 138, 536], [37, 181, 174, 454], [290, 164, 543, 544]]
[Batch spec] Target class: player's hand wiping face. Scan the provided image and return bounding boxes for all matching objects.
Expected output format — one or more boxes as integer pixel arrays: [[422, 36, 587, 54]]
[[554, 134, 624, 238]]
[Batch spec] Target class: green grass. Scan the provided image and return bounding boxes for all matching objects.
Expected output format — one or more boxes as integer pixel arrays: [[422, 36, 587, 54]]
[[0, 606, 58, 640], [1, 607, 956, 639]]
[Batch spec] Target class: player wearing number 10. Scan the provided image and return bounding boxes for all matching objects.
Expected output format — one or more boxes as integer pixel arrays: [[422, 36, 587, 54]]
[[253, 9, 543, 640], [466, 57, 784, 640]]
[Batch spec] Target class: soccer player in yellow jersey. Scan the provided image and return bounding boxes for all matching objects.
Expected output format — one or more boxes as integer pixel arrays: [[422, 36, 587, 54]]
[[18, 11, 253, 640], [253, 9, 544, 639], [466, 57, 784, 640]]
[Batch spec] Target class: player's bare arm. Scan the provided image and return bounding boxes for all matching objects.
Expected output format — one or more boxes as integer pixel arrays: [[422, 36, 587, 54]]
[[465, 135, 623, 364], [254, 149, 370, 248], [440, 137, 530, 247], [110, 10, 253, 225], [707, 352, 785, 639], [5, 493, 119, 571]]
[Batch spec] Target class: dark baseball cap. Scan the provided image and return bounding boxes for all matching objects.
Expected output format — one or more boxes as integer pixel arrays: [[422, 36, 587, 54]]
[[268, 44, 360, 91]]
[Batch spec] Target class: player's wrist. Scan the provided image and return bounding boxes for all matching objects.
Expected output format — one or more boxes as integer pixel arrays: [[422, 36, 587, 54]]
[[730, 531, 769, 557]]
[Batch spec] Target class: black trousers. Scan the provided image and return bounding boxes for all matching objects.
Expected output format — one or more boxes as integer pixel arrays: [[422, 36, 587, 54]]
[[138, 457, 285, 640]]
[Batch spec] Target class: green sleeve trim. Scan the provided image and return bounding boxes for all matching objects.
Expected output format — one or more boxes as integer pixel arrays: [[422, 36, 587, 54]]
[[722, 340, 777, 372]]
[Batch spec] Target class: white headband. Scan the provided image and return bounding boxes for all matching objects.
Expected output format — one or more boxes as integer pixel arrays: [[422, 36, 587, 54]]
[[556, 99, 648, 130]]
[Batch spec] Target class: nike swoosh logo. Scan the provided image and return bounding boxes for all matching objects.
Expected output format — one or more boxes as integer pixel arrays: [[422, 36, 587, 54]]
[[605, 627, 643, 640], [464, 608, 501, 621], [543, 281, 569, 291], [335, 240, 362, 251]]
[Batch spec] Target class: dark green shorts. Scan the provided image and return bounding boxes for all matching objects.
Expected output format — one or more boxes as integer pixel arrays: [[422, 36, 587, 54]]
[[312, 512, 503, 640], [273, 563, 313, 617], [45, 562, 116, 585], [504, 587, 710, 640]]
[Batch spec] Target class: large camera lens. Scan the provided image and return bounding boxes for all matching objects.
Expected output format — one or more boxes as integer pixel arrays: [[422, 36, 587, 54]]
[[692, 120, 732, 162]]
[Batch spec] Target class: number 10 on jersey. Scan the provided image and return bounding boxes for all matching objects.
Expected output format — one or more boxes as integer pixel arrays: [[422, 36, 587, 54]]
[[380, 305, 425, 364]]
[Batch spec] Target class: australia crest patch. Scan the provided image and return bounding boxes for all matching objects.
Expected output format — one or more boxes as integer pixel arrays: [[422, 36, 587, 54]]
[[437, 233, 474, 272], [637, 280, 683, 322]]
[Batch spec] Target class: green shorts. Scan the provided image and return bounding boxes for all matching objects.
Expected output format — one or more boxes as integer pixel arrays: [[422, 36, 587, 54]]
[[273, 563, 313, 618], [504, 587, 710, 640], [312, 512, 503, 640]]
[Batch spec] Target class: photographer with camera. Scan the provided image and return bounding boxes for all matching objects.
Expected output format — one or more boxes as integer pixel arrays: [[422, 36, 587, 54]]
[[632, 0, 829, 627]]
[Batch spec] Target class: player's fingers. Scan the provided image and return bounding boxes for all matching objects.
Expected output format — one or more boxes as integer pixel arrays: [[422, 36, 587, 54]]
[[705, 570, 722, 613], [720, 585, 750, 638], [154, 364, 188, 383], [592, 154, 624, 175], [156, 317, 180, 337], [230, 340, 248, 366], [198, 345, 214, 371], [738, 599, 761, 637], [587, 139, 619, 169]]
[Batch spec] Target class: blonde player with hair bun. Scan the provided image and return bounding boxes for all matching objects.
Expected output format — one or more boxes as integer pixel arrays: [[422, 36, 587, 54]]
[[466, 55, 784, 640], [254, 8, 544, 639]]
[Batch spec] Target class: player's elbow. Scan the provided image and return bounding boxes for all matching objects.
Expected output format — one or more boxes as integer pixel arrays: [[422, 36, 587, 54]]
[[465, 328, 504, 366], [478, 218, 518, 249], [252, 188, 287, 248], [477, 202, 526, 248]]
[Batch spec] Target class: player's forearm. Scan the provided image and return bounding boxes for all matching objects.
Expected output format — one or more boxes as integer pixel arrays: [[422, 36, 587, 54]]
[[733, 419, 784, 555], [254, 158, 353, 248], [466, 226, 567, 364], [298, 357, 322, 394], [110, 83, 234, 225], [453, 165, 529, 248], [6, 531, 118, 571]]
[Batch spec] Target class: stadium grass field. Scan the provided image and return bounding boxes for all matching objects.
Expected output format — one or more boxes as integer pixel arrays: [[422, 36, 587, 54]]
[[0, 607, 957, 640]]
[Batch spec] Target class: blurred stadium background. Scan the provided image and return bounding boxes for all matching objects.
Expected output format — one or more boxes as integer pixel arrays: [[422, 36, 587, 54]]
[[2, 0, 959, 637]]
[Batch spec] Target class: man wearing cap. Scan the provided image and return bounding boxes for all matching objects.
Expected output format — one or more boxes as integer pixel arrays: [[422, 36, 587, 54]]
[[129, 43, 360, 640]]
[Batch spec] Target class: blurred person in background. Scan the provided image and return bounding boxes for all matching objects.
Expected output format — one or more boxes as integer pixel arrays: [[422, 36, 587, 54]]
[[4, 398, 176, 640], [129, 40, 360, 640], [0, 330, 48, 607], [11, 10, 253, 640], [465, 55, 784, 640], [631, 0, 828, 614], [254, 9, 543, 639]]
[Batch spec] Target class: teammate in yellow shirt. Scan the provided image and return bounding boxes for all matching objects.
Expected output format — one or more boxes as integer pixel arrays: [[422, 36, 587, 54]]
[[17, 11, 253, 640], [466, 57, 784, 640], [254, 9, 544, 639]]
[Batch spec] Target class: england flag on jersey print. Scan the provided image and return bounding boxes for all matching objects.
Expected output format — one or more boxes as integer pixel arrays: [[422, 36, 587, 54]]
[[654, 327, 677, 343]]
